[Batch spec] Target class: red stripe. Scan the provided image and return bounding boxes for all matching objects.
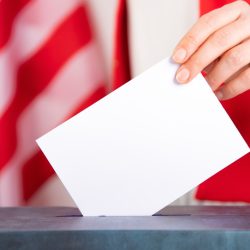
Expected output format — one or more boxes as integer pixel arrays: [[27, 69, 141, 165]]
[[22, 150, 55, 202], [22, 85, 106, 201], [112, 0, 131, 90], [0, 6, 92, 170], [0, 0, 31, 50]]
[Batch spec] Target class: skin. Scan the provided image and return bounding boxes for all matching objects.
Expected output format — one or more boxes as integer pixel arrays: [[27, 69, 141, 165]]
[[172, 0, 250, 100]]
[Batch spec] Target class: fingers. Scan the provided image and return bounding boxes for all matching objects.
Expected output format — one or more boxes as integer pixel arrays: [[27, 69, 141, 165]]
[[206, 38, 250, 90], [215, 66, 250, 100], [175, 17, 250, 83], [203, 60, 218, 74], [172, 1, 246, 64], [171, 0, 250, 100]]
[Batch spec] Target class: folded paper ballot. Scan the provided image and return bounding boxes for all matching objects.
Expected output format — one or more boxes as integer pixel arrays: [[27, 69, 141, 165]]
[[37, 58, 249, 216]]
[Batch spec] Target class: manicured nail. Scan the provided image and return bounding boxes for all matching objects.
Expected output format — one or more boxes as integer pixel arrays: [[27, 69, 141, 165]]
[[172, 48, 187, 63], [215, 91, 223, 100], [176, 68, 190, 83]]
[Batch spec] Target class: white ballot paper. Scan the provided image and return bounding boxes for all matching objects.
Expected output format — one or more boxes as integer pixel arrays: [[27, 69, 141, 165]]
[[37, 58, 249, 216]]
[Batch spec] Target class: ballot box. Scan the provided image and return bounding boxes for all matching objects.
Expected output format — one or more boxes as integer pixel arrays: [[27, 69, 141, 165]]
[[0, 206, 250, 250]]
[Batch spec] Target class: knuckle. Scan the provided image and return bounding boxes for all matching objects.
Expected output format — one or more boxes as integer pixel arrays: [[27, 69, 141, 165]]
[[206, 75, 217, 88], [239, 15, 250, 34], [226, 83, 239, 96], [190, 58, 204, 72], [184, 34, 199, 48], [211, 29, 230, 47], [242, 67, 250, 83], [224, 50, 242, 67], [200, 13, 216, 29], [236, 0, 249, 10]]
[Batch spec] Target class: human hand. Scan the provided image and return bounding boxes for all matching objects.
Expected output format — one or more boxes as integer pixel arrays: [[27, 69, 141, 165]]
[[172, 0, 250, 100]]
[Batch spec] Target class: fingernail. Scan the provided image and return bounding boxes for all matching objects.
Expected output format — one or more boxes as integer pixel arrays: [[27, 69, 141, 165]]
[[176, 68, 190, 83], [172, 48, 187, 63], [215, 90, 223, 100]]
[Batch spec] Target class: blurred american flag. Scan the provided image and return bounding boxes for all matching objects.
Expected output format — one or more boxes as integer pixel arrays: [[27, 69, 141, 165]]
[[0, 0, 106, 205]]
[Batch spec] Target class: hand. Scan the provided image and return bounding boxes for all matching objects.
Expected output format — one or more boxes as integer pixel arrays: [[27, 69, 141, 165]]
[[172, 0, 250, 100]]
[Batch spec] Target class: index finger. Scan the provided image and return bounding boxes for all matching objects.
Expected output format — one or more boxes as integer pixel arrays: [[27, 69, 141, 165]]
[[172, 1, 247, 63]]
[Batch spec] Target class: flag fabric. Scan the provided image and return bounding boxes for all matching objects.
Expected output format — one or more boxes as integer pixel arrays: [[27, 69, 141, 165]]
[[196, 0, 250, 202], [112, 0, 131, 90], [0, 0, 106, 205], [2, 0, 249, 207]]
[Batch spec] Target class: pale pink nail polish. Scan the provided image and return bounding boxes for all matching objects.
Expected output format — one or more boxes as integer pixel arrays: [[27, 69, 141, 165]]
[[172, 48, 187, 63], [176, 68, 190, 83]]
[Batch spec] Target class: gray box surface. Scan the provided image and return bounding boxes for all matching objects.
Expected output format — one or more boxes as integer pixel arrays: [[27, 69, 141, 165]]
[[0, 206, 250, 250]]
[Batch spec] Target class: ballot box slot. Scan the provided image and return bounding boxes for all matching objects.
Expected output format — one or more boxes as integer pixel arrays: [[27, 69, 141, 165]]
[[153, 214, 191, 216], [56, 214, 83, 218]]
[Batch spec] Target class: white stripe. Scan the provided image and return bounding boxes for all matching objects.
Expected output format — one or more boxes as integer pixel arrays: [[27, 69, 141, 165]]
[[0, 43, 105, 205], [0, 0, 82, 117], [128, 0, 199, 76]]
